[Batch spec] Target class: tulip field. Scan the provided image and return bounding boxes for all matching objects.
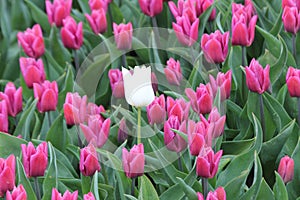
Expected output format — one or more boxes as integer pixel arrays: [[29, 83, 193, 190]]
[[1, 0, 300, 199]]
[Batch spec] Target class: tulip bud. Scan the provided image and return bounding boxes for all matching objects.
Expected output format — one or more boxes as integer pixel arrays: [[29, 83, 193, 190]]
[[195, 0, 216, 20], [33, 81, 58, 113], [51, 188, 78, 200], [122, 66, 155, 107], [17, 24, 45, 58], [61, 16, 83, 49], [19, 57, 46, 89], [188, 120, 206, 156], [173, 15, 199, 46], [168, 0, 197, 21], [0, 100, 8, 133], [86, 103, 106, 121], [282, 0, 300, 10], [5, 184, 27, 200], [63, 92, 87, 126], [0, 82, 22, 117], [166, 97, 190, 123], [21, 142, 48, 177], [118, 118, 128, 143], [85, 9, 107, 34], [185, 83, 213, 115], [164, 58, 183, 86], [278, 155, 294, 184], [84, 192, 96, 200], [0, 155, 15, 197], [282, 6, 300, 34], [89, 0, 108, 12], [108, 69, 125, 98], [196, 147, 222, 178], [122, 143, 145, 178], [151, 72, 159, 93], [147, 95, 166, 125], [80, 115, 111, 148], [46, 0, 73, 27], [113, 22, 133, 50], [209, 70, 232, 101], [201, 31, 229, 64], [206, 187, 226, 200], [245, 59, 270, 94], [286, 67, 300, 97], [197, 192, 204, 200], [80, 143, 101, 176], [138, 0, 163, 17], [164, 116, 187, 153], [205, 107, 226, 139]]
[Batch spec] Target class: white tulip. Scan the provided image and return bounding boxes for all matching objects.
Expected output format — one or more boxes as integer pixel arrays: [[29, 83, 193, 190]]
[[122, 66, 155, 107]]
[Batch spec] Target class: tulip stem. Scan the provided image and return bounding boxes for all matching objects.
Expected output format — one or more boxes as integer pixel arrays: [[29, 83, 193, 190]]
[[47, 111, 52, 127], [152, 17, 160, 47], [108, 4, 114, 32], [76, 125, 83, 148], [259, 94, 266, 142], [137, 107, 141, 144], [34, 177, 41, 200], [292, 34, 296, 60], [131, 177, 136, 196], [121, 52, 127, 68], [297, 98, 300, 126], [202, 177, 208, 199], [241, 46, 247, 104], [177, 152, 183, 171]]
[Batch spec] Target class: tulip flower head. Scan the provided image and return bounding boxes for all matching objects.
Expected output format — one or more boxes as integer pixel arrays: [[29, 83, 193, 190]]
[[19, 57, 46, 89], [46, 0, 73, 27], [138, 0, 163, 17], [166, 97, 190, 122], [173, 15, 199, 46], [61, 16, 83, 49], [33, 80, 58, 113], [209, 70, 232, 101], [147, 95, 166, 125], [122, 66, 155, 107], [85, 9, 107, 34], [113, 22, 133, 50], [118, 118, 128, 143], [197, 192, 204, 200], [278, 155, 294, 184], [286, 66, 300, 97], [21, 142, 48, 177], [196, 147, 222, 178], [195, 0, 216, 20], [89, 0, 108, 12], [206, 187, 226, 200], [201, 31, 229, 64], [282, 0, 300, 9], [188, 120, 206, 156], [5, 184, 27, 200], [245, 59, 270, 94], [0, 155, 15, 197], [86, 103, 106, 119], [204, 107, 226, 139], [165, 58, 183, 86], [17, 24, 45, 58], [0, 100, 8, 133], [122, 143, 145, 178], [0, 82, 22, 117], [80, 143, 101, 176], [63, 92, 87, 126], [108, 69, 125, 98], [84, 192, 96, 200], [282, 6, 300, 34], [168, 0, 197, 22], [51, 188, 78, 200]]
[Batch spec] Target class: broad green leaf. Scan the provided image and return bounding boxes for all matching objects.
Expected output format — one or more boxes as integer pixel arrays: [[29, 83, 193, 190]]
[[0, 132, 26, 157], [176, 177, 197, 200], [57, 64, 74, 110], [138, 175, 159, 200], [81, 174, 92, 195], [221, 138, 255, 155], [273, 171, 288, 200], [256, 25, 281, 56], [46, 114, 67, 152], [256, 179, 275, 200]]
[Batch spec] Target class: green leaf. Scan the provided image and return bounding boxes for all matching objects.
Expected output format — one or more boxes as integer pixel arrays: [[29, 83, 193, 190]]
[[273, 171, 288, 200], [46, 114, 67, 152], [256, 179, 275, 200], [175, 177, 197, 200], [256, 25, 281, 56], [221, 138, 255, 155], [91, 171, 100, 200], [57, 64, 74, 110], [81, 174, 92, 195], [138, 175, 159, 200], [0, 132, 26, 157]]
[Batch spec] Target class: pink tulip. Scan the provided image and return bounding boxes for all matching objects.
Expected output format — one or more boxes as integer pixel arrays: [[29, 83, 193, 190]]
[[85, 9, 107, 34], [0, 82, 22, 117], [83, 192, 96, 200], [206, 107, 226, 138], [51, 188, 78, 200], [164, 116, 187, 153], [173, 15, 199, 46], [113, 22, 133, 50], [168, 0, 197, 22], [5, 184, 27, 200], [86, 103, 106, 121], [209, 70, 232, 101], [46, 0, 73, 27], [80, 143, 101, 176], [195, 0, 216, 20], [196, 147, 222, 178], [197, 192, 204, 200], [286, 67, 300, 97], [80, 115, 111, 148], [278, 155, 294, 184], [166, 97, 190, 123], [108, 69, 125, 98], [188, 120, 206, 156], [147, 95, 166, 125], [201, 31, 229, 64], [138, 0, 163, 17], [21, 142, 48, 177], [282, 0, 300, 10], [33, 81, 58, 113], [17, 24, 45, 58], [0, 100, 8, 133], [89, 0, 108, 12], [19, 57, 46, 88], [0, 155, 15, 197], [164, 58, 183, 86], [282, 6, 300, 34], [151, 72, 159, 93], [122, 143, 145, 178], [245, 58, 270, 94], [206, 187, 226, 200], [61, 16, 83, 49], [118, 118, 128, 143], [185, 83, 213, 115], [231, 2, 257, 46], [63, 92, 87, 126]]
